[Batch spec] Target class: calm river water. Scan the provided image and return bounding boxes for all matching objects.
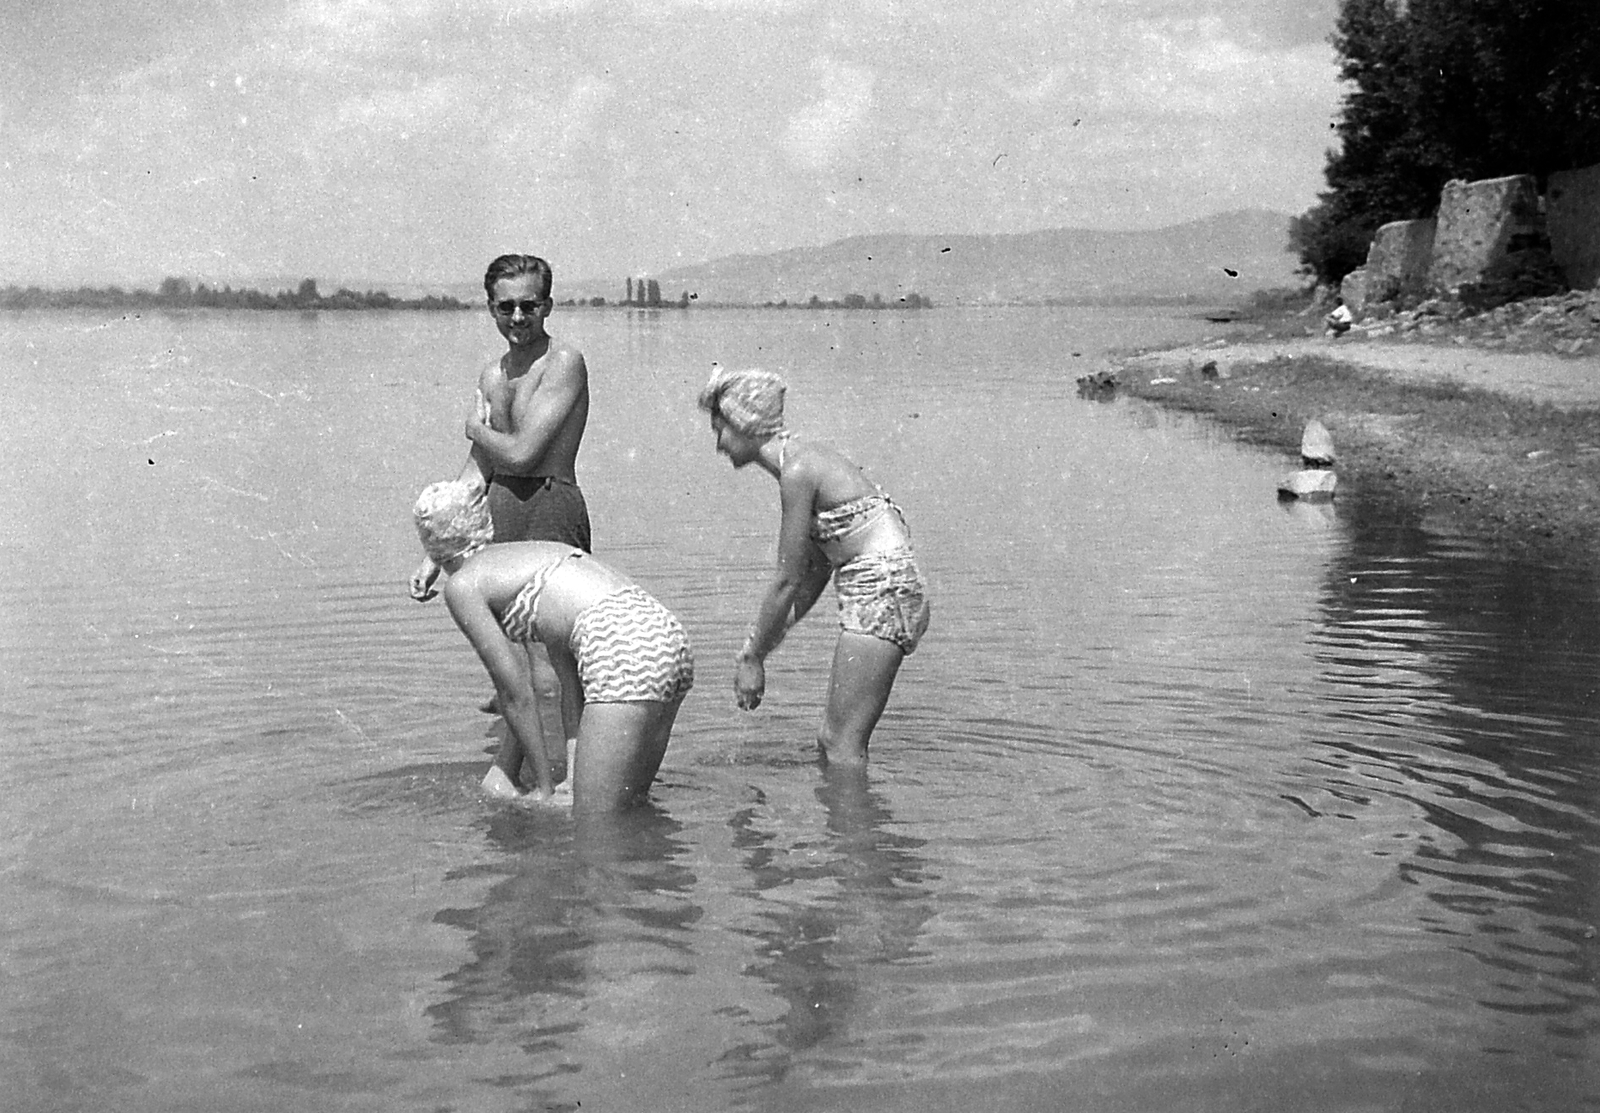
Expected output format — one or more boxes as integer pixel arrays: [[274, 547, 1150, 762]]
[[2, 305, 1597, 1112]]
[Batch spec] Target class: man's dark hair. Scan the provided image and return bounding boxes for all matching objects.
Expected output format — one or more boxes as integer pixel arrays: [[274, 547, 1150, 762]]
[[483, 254, 553, 300]]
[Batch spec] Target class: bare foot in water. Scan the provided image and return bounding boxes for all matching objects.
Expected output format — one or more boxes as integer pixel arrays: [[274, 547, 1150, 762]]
[[510, 784, 571, 809], [483, 765, 572, 808]]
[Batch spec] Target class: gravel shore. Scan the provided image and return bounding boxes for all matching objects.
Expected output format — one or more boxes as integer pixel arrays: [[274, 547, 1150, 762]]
[[1101, 300, 1600, 568]]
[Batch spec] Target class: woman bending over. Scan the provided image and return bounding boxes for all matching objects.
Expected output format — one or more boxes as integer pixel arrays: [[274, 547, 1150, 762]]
[[698, 367, 929, 764], [413, 480, 693, 810]]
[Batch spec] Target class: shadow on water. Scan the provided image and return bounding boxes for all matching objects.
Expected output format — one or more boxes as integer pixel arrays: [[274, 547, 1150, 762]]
[[1304, 506, 1600, 1060], [718, 765, 936, 1098], [422, 800, 698, 1106]]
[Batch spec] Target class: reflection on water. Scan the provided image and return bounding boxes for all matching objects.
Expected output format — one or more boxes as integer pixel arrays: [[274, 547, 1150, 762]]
[[428, 806, 698, 1066], [2, 306, 1598, 1112], [418, 765, 936, 1109], [1308, 518, 1600, 1057], [722, 767, 934, 1089]]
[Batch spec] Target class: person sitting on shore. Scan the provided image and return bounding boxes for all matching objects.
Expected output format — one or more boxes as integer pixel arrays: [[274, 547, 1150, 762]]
[[413, 479, 693, 811], [1325, 301, 1354, 336], [697, 366, 930, 764]]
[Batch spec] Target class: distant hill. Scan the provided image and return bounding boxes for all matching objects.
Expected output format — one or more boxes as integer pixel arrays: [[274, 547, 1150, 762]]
[[565, 210, 1304, 307]]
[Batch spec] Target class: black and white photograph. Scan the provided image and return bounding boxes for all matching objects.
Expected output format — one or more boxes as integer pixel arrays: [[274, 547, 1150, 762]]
[[3, 1, 1598, 1109]]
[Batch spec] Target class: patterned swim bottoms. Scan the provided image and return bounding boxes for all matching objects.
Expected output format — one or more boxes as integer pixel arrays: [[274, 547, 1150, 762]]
[[569, 586, 695, 703], [833, 548, 931, 655]]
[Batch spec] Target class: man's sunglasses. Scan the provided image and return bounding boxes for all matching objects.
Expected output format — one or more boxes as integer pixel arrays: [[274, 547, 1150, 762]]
[[493, 299, 545, 316]]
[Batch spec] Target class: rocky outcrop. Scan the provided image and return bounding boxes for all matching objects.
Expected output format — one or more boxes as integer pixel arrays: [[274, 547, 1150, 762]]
[[1369, 218, 1437, 297], [1548, 163, 1600, 290], [1338, 267, 1383, 317], [1333, 287, 1600, 356], [1428, 175, 1547, 291], [1340, 218, 1440, 316], [1341, 167, 1597, 322]]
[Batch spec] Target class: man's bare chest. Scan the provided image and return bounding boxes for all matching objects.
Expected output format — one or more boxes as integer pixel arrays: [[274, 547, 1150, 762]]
[[484, 367, 544, 430]]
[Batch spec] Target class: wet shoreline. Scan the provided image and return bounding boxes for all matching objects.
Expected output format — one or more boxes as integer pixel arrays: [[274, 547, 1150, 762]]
[[1103, 336, 1600, 570]]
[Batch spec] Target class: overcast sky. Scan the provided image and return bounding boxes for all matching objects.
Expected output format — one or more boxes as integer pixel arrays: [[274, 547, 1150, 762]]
[[1, 0, 1343, 289]]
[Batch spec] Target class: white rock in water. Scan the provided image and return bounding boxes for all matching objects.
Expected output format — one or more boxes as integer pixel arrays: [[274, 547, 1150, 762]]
[[1278, 469, 1338, 501], [1301, 419, 1336, 465]]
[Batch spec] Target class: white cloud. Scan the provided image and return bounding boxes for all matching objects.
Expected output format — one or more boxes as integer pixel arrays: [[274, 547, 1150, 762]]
[[0, 0, 1342, 284], [556, 77, 616, 158], [332, 75, 469, 135], [1105, 18, 1338, 120], [998, 68, 1064, 104], [654, 0, 811, 9], [781, 58, 876, 172]]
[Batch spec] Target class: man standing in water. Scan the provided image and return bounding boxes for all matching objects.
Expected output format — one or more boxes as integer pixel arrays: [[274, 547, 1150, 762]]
[[410, 254, 591, 777]]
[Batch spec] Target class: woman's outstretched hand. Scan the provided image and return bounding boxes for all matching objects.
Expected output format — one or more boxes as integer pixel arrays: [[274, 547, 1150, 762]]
[[409, 556, 441, 601], [735, 655, 766, 710]]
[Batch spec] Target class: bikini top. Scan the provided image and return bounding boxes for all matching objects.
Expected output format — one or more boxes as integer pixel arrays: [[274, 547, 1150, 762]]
[[498, 549, 586, 643], [811, 493, 897, 549], [779, 434, 908, 558]]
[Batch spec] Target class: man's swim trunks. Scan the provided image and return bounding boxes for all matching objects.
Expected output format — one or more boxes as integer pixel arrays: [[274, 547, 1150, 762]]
[[488, 475, 592, 552], [833, 549, 931, 655], [568, 586, 695, 703]]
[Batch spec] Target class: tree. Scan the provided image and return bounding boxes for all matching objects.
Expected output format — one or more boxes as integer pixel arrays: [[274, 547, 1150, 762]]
[[1293, 0, 1438, 283], [1295, 0, 1600, 285], [157, 276, 192, 303], [1405, 0, 1600, 184]]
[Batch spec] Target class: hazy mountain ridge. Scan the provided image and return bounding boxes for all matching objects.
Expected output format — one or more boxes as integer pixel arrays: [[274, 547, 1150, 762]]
[[11, 210, 1299, 307], [567, 210, 1303, 306]]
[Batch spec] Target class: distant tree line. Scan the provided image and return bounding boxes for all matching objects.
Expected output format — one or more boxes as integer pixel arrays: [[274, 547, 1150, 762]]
[[760, 292, 932, 310], [623, 276, 691, 308], [1292, 0, 1600, 284], [0, 276, 471, 311]]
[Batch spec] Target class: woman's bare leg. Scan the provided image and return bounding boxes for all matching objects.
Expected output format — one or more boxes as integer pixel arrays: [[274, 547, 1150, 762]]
[[817, 632, 903, 764], [573, 700, 679, 811]]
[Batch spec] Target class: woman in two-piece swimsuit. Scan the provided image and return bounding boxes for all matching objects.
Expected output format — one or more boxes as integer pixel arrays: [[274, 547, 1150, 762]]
[[698, 367, 930, 764], [413, 480, 693, 811]]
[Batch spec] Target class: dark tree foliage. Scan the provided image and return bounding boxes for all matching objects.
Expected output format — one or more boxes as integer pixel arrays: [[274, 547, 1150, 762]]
[[1294, 0, 1600, 284]]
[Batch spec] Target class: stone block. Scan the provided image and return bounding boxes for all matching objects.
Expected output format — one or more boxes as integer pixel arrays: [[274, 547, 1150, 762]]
[[1300, 419, 1335, 466], [1548, 162, 1600, 290], [1278, 469, 1337, 501], [1365, 218, 1436, 297], [1428, 175, 1544, 292], [1339, 266, 1396, 317]]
